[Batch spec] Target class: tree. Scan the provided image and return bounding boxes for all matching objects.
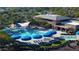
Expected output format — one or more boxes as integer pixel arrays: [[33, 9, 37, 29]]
[[74, 12, 79, 17], [0, 31, 12, 43]]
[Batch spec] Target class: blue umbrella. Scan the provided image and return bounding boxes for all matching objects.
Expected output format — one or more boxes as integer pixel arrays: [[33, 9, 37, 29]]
[[11, 34, 20, 40], [21, 36, 32, 41], [76, 31, 79, 35], [32, 34, 42, 39], [21, 33, 32, 41], [43, 30, 56, 37]]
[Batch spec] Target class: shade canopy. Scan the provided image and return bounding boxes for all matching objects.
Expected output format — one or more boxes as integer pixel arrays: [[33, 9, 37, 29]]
[[76, 31, 79, 35], [43, 30, 56, 37], [21, 33, 31, 41], [32, 34, 42, 39], [21, 36, 31, 41], [16, 23, 21, 27], [11, 34, 20, 40], [18, 22, 30, 27]]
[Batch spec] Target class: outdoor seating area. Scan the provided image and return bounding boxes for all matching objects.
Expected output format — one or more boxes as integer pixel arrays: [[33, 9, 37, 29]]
[[3, 22, 58, 44]]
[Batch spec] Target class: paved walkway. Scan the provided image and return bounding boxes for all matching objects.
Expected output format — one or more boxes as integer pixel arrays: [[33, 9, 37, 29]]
[[53, 31, 66, 37]]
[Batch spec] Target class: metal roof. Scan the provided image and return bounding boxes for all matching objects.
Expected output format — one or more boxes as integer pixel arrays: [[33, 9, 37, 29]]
[[63, 20, 79, 26], [34, 14, 70, 20]]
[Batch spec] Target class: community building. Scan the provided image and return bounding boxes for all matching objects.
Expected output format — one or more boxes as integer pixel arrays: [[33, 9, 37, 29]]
[[34, 14, 79, 34]]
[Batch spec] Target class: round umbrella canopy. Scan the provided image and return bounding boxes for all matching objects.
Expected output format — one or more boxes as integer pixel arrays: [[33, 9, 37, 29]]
[[21, 33, 32, 41], [76, 31, 79, 35], [32, 34, 42, 39], [43, 30, 56, 37], [11, 34, 20, 40], [21, 36, 32, 41]]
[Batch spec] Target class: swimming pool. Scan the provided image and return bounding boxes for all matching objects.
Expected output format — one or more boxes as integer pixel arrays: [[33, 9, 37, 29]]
[[61, 35, 77, 41], [4, 27, 56, 41]]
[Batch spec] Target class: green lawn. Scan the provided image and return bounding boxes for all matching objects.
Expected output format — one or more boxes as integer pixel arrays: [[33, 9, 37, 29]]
[[40, 39, 66, 48]]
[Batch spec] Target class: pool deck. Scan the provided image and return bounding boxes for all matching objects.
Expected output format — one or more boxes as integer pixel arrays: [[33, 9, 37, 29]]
[[16, 37, 54, 44], [53, 31, 66, 37], [14, 30, 66, 44]]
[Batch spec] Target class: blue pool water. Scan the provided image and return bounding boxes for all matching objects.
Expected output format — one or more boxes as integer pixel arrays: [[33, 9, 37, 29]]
[[3, 27, 56, 41], [64, 36, 76, 40], [61, 35, 76, 41]]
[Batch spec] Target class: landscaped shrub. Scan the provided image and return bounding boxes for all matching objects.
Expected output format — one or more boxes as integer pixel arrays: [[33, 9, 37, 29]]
[[43, 23, 52, 28], [39, 42, 52, 46], [0, 31, 12, 43], [77, 41, 79, 46], [30, 19, 52, 28], [53, 41, 61, 44]]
